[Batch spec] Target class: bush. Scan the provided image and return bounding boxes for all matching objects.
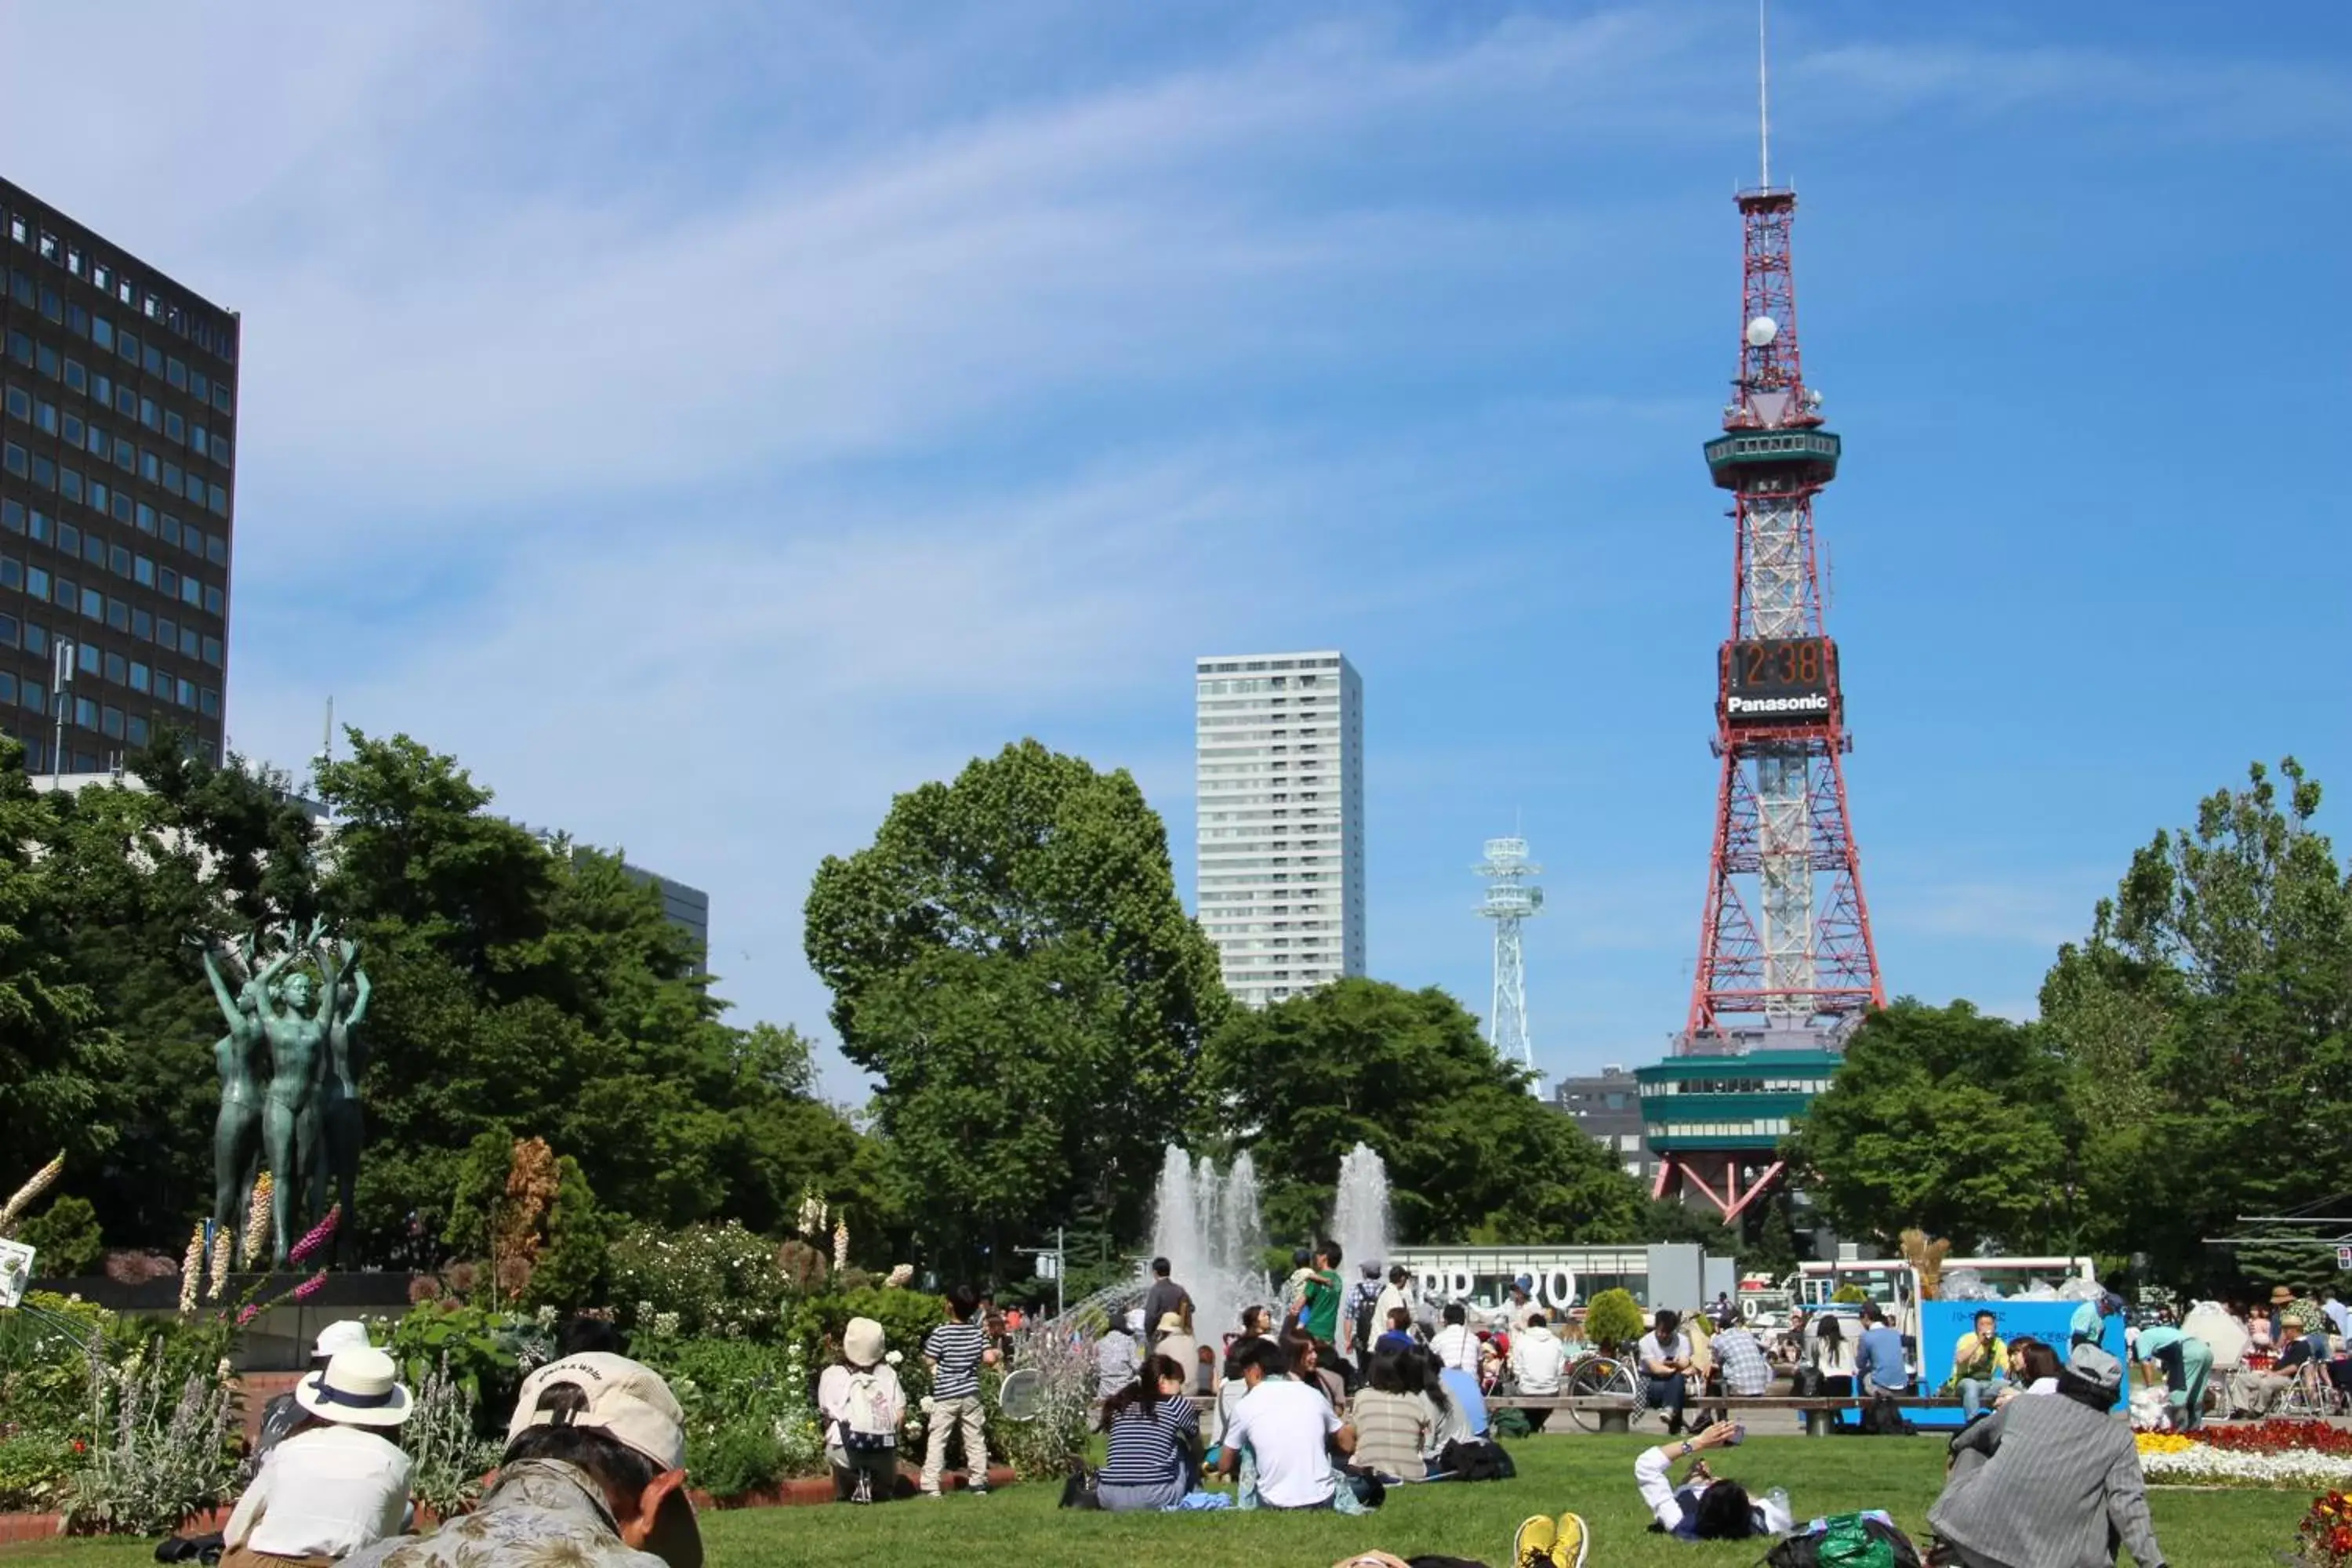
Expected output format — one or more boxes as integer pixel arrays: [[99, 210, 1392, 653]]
[[16, 1198, 103, 1277], [788, 1287, 945, 1385], [401, 1356, 502, 1519], [64, 1358, 239, 1534], [693, 1421, 791, 1501], [0, 1430, 76, 1512], [1584, 1287, 1645, 1355], [607, 1222, 790, 1340], [633, 1336, 824, 1493], [982, 1329, 1093, 1481], [0, 1292, 113, 1441], [382, 1300, 554, 1430]]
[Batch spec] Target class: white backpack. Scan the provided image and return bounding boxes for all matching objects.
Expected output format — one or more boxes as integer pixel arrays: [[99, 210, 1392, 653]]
[[840, 1368, 899, 1452]]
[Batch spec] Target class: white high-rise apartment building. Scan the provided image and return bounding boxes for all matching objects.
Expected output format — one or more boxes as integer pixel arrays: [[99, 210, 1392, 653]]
[[1195, 650, 1365, 1007]]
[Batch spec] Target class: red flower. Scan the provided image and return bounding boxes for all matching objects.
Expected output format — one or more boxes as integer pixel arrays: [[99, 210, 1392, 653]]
[[69, 1440, 85, 1454]]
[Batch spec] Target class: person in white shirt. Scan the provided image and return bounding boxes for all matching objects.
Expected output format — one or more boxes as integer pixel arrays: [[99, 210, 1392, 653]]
[[1509, 1311, 1570, 1432], [1214, 1337, 1355, 1509], [223, 1347, 414, 1568], [1429, 1302, 1480, 1375], [1638, 1309, 1694, 1437], [1373, 1266, 1415, 1344], [817, 1316, 906, 1504], [1505, 1279, 1540, 1334]]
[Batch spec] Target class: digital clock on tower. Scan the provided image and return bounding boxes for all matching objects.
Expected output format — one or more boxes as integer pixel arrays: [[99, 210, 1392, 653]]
[[1720, 636, 1838, 724]]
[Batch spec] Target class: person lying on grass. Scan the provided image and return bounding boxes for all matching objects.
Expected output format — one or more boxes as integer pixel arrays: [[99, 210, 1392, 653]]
[[1634, 1418, 1795, 1541]]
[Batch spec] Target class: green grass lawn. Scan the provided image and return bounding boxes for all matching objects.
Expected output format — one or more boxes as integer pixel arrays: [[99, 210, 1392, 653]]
[[5, 1433, 2301, 1567]]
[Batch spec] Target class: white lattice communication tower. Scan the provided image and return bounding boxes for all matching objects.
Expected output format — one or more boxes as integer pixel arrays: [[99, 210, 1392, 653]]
[[1476, 837, 1543, 1076]]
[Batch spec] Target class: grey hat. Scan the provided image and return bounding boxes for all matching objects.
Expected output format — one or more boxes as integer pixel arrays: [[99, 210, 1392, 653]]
[[1361, 1261, 1381, 1279], [2065, 1341, 2122, 1395]]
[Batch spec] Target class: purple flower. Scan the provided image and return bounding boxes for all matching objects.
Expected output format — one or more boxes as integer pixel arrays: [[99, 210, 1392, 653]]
[[292, 1269, 328, 1301], [289, 1204, 340, 1265], [237, 1304, 262, 1327]]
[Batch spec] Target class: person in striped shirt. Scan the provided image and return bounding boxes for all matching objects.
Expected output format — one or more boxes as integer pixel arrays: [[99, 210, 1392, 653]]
[[1094, 1355, 1200, 1512], [919, 1284, 997, 1497]]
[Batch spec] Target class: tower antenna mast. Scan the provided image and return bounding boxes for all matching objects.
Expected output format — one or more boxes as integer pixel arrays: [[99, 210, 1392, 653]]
[[1758, 0, 1772, 190], [1475, 834, 1544, 1086]]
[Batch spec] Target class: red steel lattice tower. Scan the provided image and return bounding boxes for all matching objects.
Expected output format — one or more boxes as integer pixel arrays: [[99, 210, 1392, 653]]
[[1649, 75, 1886, 1221]]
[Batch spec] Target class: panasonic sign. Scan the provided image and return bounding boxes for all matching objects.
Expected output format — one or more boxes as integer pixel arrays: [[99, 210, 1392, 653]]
[[1726, 693, 1831, 717]]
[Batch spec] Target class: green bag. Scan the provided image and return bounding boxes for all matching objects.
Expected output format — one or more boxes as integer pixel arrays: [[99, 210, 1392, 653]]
[[1492, 1405, 1534, 1439], [1764, 1512, 1922, 1568]]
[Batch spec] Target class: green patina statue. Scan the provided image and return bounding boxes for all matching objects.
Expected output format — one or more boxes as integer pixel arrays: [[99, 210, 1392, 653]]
[[198, 921, 372, 1270]]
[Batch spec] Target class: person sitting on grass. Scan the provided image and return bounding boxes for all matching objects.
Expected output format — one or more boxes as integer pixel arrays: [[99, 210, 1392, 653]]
[[342, 1352, 699, 1568], [1426, 1343, 1488, 1446], [223, 1348, 415, 1568], [1349, 1345, 1437, 1483], [1095, 1310, 1142, 1398], [1995, 1337, 2061, 1406], [1215, 1337, 1356, 1510], [1633, 1418, 1795, 1542], [1927, 1342, 2168, 1568], [1095, 1354, 1200, 1512], [1375, 1305, 1417, 1356], [1283, 1328, 1348, 1413]]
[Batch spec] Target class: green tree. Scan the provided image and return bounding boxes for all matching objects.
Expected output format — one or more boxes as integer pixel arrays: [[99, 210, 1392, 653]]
[[804, 740, 1229, 1276], [39, 730, 879, 1261], [16, 1195, 104, 1275], [1784, 1000, 2076, 1253], [1584, 1287, 1646, 1353], [2042, 758, 2352, 1292], [1197, 978, 1648, 1246], [0, 746, 123, 1175]]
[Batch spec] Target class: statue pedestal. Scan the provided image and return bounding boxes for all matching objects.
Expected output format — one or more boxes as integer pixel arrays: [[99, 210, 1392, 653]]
[[25, 1271, 424, 1371]]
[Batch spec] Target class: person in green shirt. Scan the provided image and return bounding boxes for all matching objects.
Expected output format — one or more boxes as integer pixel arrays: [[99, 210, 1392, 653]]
[[1301, 1240, 1345, 1344]]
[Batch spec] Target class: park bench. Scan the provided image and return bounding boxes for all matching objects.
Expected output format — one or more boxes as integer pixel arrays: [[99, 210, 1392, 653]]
[[1487, 1392, 1968, 1437]]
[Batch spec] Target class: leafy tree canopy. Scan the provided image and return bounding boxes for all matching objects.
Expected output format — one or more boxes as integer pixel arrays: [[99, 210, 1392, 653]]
[[24, 728, 881, 1265], [804, 740, 1229, 1277], [1197, 978, 1649, 1247], [2039, 757, 2352, 1290], [1784, 999, 2075, 1254]]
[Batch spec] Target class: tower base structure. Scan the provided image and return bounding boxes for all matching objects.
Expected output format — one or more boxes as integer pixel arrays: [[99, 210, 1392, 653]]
[[1635, 1043, 1841, 1226]]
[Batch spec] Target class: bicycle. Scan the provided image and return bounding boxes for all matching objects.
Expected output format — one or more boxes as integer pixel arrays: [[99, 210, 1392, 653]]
[[1560, 1350, 1642, 1433]]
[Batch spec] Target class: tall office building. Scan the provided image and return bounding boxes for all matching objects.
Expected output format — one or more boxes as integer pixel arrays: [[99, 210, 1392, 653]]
[[0, 178, 238, 773], [1194, 650, 1364, 1007]]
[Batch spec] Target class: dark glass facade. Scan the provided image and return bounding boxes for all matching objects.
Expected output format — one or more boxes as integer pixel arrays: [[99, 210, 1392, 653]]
[[0, 176, 237, 772]]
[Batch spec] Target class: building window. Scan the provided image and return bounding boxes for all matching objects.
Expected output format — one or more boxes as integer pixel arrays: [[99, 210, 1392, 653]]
[[103, 652, 125, 685], [74, 696, 96, 730], [80, 587, 102, 621], [127, 715, 147, 746], [198, 688, 217, 717], [134, 555, 153, 586], [129, 662, 149, 694]]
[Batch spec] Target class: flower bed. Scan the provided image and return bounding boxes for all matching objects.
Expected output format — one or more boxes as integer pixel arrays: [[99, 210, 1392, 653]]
[[2139, 1424, 2352, 1490]]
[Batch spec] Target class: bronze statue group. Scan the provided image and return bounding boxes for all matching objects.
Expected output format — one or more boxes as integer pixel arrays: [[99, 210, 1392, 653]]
[[199, 920, 371, 1271]]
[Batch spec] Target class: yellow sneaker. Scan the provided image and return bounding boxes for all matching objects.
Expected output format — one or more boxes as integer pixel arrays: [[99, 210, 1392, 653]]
[[1551, 1512, 1591, 1568], [1514, 1515, 1557, 1568]]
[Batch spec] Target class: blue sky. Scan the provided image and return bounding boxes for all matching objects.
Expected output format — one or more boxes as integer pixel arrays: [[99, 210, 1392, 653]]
[[4, 2, 2343, 1096]]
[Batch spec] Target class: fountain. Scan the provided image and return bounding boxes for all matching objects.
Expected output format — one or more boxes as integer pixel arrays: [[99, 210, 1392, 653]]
[[1329, 1142, 1394, 1277], [1142, 1146, 1272, 1341]]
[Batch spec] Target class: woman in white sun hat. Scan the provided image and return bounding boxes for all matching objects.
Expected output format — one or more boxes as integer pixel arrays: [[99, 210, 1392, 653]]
[[223, 1346, 415, 1568]]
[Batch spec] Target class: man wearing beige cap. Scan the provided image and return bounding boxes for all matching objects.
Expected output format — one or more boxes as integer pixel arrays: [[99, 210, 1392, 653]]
[[343, 1353, 699, 1568]]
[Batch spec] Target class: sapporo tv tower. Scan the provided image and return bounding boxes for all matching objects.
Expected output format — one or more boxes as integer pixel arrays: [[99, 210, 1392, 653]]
[[1642, 4, 1886, 1225]]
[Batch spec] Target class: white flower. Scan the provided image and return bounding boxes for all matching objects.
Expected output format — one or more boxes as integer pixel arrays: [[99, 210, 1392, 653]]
[[885, 1351, 903, 1367]]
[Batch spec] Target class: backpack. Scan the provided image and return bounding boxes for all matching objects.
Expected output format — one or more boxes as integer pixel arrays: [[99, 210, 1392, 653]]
[[838, 1367, 899, 1452], [1491, 1405, 1534, 1439], [1436, 1437, 1516, 1482], [1057, 1466, 1102, 1510], [1764, 1512, 1922, 1568], [1860, 1392, 1914, 1437]]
